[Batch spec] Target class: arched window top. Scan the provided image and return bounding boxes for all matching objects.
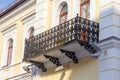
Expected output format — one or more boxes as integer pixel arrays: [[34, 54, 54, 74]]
[[28, 27, 34, 39], [81, 0, 90, 3], [8, 38, 13, 46], [7, 38, 13, 66], [60, 4, 68, 16], [81, 0, 85, 2], [59, 3, 68, 24]]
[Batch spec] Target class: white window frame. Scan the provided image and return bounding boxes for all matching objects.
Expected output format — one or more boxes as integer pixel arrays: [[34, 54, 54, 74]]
[[73, 0, 96, 21], [52, 0, 71, 27]]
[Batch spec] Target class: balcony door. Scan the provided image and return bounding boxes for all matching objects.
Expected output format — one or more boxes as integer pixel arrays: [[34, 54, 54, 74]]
[[80, 0, 90, 42], [80, 0, 90, 19], [59, 3, 68, 24]]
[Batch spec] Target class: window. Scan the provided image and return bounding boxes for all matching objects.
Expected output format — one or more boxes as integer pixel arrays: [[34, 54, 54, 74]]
[[80, 0, 90, 19], [59, 3, 68, 24], [80, 0, 90, 42], [29, 27, 34, 39], [7, 38, 13, 65]]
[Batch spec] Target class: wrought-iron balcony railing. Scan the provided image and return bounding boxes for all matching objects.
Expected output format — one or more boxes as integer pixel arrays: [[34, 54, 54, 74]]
[[24, 15, 99, 60]]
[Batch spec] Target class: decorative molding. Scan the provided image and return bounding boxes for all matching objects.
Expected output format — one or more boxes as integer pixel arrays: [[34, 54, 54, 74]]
[[100, 1, 120, 8], [1, 25, 17, 67], [6, 73, 31, 80], [99, 68, 120, 73], [36, 0, 46, 5], [36, 2, 47, 12], [0, 10, 35, 31], [100, 13, 120, 20], [99, 36, 120, 50], [22, 13, 35, 24], [1, 25, 17, 36], [0, 62, 23, 71], [99, 57, 120, 62], [99, 36, 120, 43], [0, 0, 35, 25], [0, 0, 27, 17], [100, 25, 120, 31]]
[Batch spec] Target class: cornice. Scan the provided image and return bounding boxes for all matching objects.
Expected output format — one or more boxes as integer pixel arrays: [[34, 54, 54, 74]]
[[22, 13, 35, 24], [0, 10, 35, 32], [99, 36, 120, 50], [0, 0, 27, 17], [0, 0, 35, 23], [1, 25, 17, 35]]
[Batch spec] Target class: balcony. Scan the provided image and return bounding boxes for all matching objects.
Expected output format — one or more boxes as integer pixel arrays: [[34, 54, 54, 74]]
[[23, 15, 99, 71]]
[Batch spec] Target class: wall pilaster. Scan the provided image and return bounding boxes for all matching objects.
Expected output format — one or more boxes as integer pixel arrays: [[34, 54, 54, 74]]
[[99, 0, 120, 80]]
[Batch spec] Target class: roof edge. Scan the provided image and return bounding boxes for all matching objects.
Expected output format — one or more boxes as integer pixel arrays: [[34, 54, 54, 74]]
[[0, 0, 27, 17]]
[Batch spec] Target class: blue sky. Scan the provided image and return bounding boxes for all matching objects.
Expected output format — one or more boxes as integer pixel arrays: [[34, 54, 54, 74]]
[[0, 0, 16, 10]]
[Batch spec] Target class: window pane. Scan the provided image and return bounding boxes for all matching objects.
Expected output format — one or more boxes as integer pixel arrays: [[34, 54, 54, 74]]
[[29, 27, 34, 39], [60, 4, 67, 14], [59, 3, 68, 24], [81, 0, 86, 2], [81, 4, 86, 18], [7, 39, 13, 65], [60, 16, 67, 24], [87, 3, 90, 19], [7, 48, 12, 65], [81, 2, 90, 19]]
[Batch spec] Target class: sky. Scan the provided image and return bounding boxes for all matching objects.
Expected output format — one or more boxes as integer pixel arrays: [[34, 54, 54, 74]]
[[0, 0, 16, 10]]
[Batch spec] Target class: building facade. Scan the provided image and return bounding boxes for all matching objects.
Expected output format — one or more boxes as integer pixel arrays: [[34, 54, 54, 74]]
[[0, 0, 120, 80]]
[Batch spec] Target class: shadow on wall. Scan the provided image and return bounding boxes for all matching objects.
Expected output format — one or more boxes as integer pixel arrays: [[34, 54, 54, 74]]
[[59, 71, 66, 80], [68, 57, 98, 80], [38, 57, 98, 80], [39, 65, 68, 80]]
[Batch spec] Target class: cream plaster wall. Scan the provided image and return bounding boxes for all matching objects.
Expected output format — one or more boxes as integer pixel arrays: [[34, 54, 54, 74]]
[[39, 58, 98, 80]]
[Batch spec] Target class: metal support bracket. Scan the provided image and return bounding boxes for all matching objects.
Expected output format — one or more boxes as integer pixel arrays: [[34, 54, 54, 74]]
[[44, 55, 61, 66], [60, 49, 78, 64], [30, 61, 46, 72], [79, 41, 98, 54]]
